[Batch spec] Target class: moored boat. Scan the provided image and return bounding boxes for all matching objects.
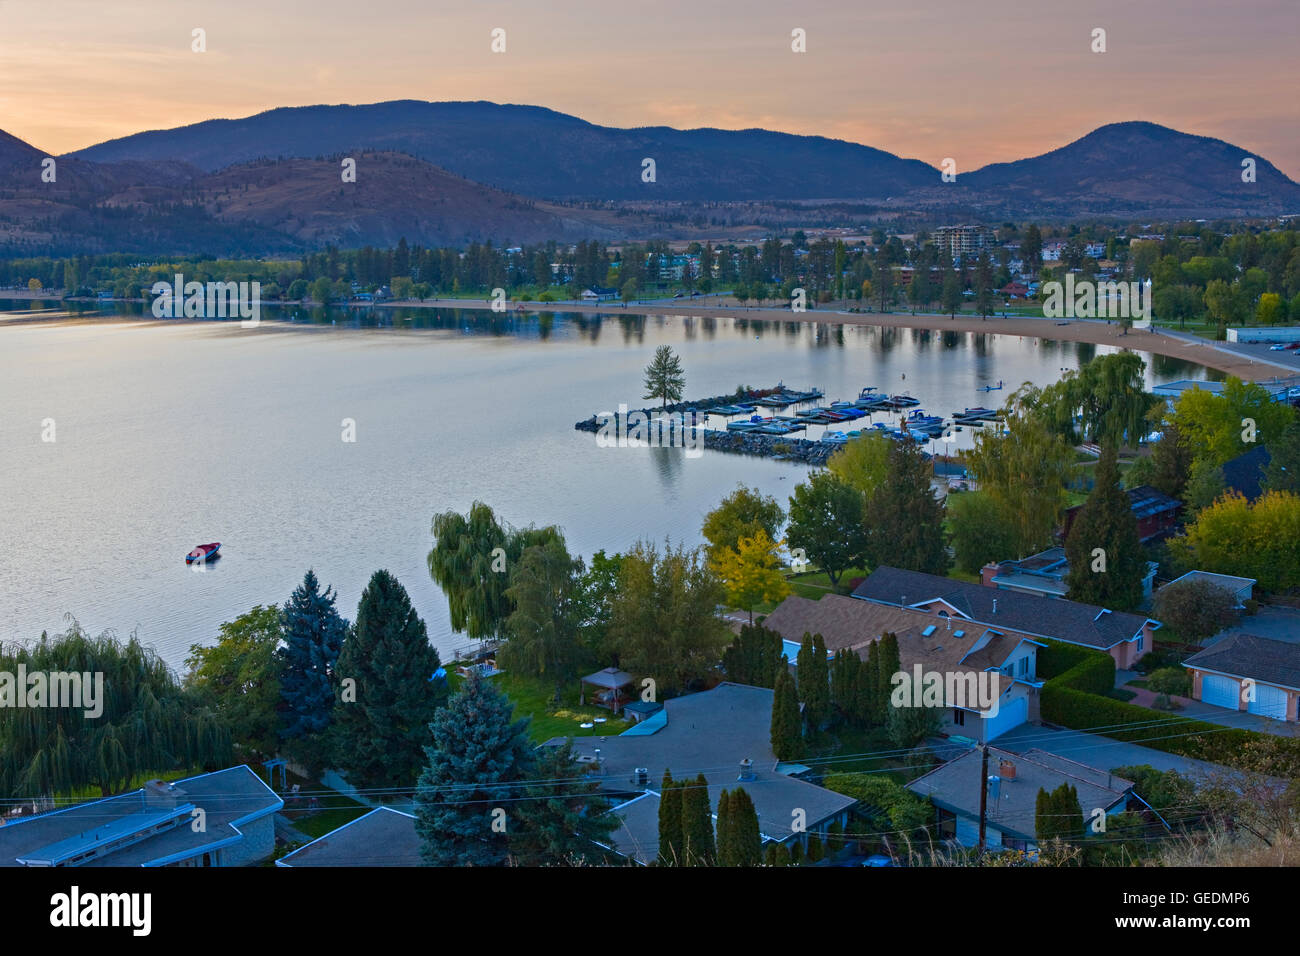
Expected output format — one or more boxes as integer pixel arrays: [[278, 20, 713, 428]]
[[186, 542, 221, 564]]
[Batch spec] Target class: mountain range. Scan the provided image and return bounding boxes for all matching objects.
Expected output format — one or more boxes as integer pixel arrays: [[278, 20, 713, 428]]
[[1, 101, 1296, 255]]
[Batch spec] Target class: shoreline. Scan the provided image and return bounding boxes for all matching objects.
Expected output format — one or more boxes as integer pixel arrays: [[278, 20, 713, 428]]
[[5, 291, 1296, 382], [434, 297, 1295, 384]]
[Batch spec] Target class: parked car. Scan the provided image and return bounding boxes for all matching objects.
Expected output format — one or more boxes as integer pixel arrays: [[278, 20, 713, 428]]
[[1270, 344, 1286, 351]]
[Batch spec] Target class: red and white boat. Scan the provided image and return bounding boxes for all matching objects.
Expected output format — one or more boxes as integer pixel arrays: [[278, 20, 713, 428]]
[[186, 542, 221, 564]]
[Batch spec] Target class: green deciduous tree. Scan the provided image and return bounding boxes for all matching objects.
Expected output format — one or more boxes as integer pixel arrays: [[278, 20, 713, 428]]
[[701, 484, 785, 563], [1152, 578, 1240, 643], [501, 539, 584, 699], [1170, 491, 1300, 593], [948, 491, 1020, 576], [606, 540, 731, 695], [1264, 422, 1300, 495], [185, 605, 282, 757], [827, 431, 893, 499], [1031, 353, 1158, 448], [1171, 378, 1296, 468], [786, 470, 868, 585], [1147, 419, 1195, 500], [967, 389, 1075, 557]]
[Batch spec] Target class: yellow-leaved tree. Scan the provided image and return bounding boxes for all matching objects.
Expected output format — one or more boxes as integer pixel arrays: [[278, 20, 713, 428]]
[[710, 530, 790, 624], [1170, 490, 1300, 593]]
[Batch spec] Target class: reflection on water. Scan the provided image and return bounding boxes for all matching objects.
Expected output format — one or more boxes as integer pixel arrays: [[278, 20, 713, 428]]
[[0, 300, 1219, 671]]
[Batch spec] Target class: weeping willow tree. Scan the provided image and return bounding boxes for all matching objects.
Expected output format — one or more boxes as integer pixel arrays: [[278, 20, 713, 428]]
[[0, 623, 231, 800], [1029, 352, 1160, 449], [427, 502, 562, 643], [966, 385, 1076, 558]]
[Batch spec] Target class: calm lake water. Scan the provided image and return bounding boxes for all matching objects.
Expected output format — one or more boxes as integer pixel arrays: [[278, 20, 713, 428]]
[[0, 301, 1218, 672]]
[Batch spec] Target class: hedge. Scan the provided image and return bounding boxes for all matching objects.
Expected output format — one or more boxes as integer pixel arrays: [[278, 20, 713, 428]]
[[1038, 639, 1259, 768]]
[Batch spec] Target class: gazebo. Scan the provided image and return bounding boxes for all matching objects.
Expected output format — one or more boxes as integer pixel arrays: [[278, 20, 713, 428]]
[[580, 667, 634, 714]]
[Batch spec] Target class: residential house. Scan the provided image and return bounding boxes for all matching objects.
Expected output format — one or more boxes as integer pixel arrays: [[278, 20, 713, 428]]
[[762, 593, 1043, 742], [0, 766, 282, 867], [1161, 570, 1256, 608], [277, 807, 420, 867], [553, 683, 857, 865], [1061, 484, 1182, 544], [1220, 445, 1272, 503], [852, 566, 1160, 668], [906, 747, 1160, 851], [580, 286, 618, 301], [983, 547, 1159, 602], [1183, 633, 1300, 721]]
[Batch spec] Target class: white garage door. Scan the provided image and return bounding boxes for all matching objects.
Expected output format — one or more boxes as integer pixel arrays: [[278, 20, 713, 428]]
[[1248, 683, 1289, 720], [982, 695, 1028, 741], [1200, 674, 1240, 710]]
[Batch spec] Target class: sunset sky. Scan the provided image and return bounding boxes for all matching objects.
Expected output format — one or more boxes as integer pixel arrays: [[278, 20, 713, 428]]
[[3, 0, 1297, 178]]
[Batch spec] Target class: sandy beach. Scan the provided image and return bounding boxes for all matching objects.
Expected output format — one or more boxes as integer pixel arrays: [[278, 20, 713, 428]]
[[6, 289, 1296, 382]]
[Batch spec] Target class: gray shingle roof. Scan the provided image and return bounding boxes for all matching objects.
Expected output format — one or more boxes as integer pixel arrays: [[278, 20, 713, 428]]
[[905, 746, 1134, 841], [1184, 633, 1300, 691], [550, 683, 855, 857], [0, 765, 282, 867], [852, 567, 1155, 650], [277, 807, 420, 867]]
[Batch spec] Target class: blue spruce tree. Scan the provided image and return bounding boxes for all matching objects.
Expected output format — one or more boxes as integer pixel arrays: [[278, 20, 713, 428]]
[[415, 675, 535, 866]]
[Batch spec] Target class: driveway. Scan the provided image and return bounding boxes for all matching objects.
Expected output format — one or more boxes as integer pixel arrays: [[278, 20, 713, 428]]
[[993, 723, 1232, 782], [1201, 607, 1300, 647], [1120, 686, 1300, 738]]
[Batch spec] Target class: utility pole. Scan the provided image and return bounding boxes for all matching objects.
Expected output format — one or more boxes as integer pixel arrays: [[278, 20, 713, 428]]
[[977, 743, 989, 856]]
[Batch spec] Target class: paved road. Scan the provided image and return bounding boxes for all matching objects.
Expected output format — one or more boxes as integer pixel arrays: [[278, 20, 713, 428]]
[[1203, 607, 1300, 647]]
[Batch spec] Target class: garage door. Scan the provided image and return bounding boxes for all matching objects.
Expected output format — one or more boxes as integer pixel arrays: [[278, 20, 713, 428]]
[[982, 695, 1028, 741], [1248, 683, 1289, 720], [1200, 674, 1240, 710]]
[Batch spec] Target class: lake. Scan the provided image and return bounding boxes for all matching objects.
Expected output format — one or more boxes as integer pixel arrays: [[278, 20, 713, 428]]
[[0, 302, 1218, 672]]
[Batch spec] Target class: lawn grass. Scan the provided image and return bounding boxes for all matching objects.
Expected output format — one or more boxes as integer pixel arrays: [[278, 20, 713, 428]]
[[481, 670, 632, 743]]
